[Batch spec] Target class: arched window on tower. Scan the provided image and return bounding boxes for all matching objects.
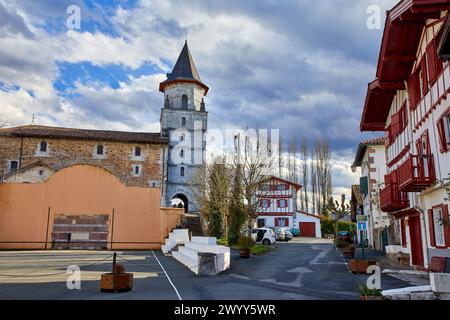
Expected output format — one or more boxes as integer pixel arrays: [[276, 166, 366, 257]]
[[181, 94, 188, 109]]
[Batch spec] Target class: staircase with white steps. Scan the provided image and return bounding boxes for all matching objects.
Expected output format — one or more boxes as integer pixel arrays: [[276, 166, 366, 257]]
[[161, 229, 190, 254], [162, 232, 231, 275]]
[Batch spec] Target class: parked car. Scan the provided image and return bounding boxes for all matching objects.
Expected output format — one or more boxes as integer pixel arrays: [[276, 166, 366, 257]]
[[290, 228, 300, 237], [337, 231, 352, 243], [245, 228, 276, 245], [284, 229, 293, 242]]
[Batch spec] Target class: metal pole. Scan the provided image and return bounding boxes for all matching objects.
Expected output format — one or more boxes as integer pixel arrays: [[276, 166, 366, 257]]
[[112, 252, 117, 273], [44, 206, 51, 249], [110, 208, 115, 250]]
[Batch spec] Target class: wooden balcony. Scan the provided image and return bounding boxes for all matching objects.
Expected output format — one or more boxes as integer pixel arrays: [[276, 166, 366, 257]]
[[380, 182, 410, 213], [398, 155, 436, 192]]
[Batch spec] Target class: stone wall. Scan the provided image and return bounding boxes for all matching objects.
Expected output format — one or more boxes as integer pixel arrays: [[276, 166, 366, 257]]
[[0, 136, 163, 187]]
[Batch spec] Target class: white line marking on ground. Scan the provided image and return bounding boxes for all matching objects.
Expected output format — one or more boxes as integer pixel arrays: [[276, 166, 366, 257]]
[[335, 247, 352, 274], [151, 250, 182, 300]]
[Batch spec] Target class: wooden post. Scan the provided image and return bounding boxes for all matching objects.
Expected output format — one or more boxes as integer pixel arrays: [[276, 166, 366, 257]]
[[110, 208, 115, 250], [44, 207, 51, 249]]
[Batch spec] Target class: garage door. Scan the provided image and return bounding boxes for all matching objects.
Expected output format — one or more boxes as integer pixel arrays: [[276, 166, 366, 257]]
[[51, 214, 109, 250], [299, 222, 316, 238]]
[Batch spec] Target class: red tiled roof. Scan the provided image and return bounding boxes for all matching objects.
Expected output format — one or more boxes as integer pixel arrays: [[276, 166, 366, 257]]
[[360, 0, 450, 131], [0, 125, 168, 144], [296, 210, 321, 219], [361, 136, 385, 145]]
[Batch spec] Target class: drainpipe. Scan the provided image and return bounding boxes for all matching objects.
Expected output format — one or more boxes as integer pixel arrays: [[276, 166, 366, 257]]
[[18, 137, 24, 169]]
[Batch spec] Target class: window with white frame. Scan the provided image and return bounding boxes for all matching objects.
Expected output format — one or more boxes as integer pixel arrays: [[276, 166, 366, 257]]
[[278, 217, 288, 227], [433, 207, 445, 247], [96, 144, 104, 155], [8, 160, 19, 173], [39, 141, 47, 152], [278, 199, 287, 208], [260, 199, 270, 209], [132, 164, 142, 177]]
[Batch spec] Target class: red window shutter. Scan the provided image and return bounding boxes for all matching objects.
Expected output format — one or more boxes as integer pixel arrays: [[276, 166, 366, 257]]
[[437, 118, 447, 152], [416, 138, 422, 155], [428, 209, 436, 247], [427, 42, 438, 84], [443, 205, 450, 248], [401, 219, 407, 248], [276, 200, 281, 207], [275, 218, 279, 227], [421, 59, 428, 95], [384, 174, 391, 186], [424, 130, 431, 155], [391, 113, 401, 136], [260, 200, 264, 208], [408, 73, 417, 110]]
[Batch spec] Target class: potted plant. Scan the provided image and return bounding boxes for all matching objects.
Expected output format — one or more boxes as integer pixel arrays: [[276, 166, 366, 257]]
[[101, 256, 134, 292], [238, 235, 256, 259], [359, 284, 383, 300], [349, 259, 377, 273], [341, 244, 355, 258]]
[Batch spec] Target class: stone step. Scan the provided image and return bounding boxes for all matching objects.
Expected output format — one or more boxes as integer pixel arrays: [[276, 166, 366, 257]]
[[178, 246, 200, 260], [172, 250, 199, 275], [191, 236, 217, 245]]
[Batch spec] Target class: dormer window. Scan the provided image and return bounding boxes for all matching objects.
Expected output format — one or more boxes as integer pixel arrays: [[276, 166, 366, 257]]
[[39, 141, 47, 152], [181, 94, 188, 109], [96, 144, 104, 155], [180, 133, 185, 142]]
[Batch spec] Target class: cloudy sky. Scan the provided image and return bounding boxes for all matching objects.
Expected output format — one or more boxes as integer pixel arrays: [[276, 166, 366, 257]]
[[0, 0, 399, 200]]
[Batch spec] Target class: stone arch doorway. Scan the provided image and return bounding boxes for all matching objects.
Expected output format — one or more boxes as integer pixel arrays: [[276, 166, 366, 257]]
[[171, 193, 189, 213]]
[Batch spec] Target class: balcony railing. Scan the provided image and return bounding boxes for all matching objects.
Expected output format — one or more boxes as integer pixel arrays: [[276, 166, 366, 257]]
[[380, 182, 410, 213], [398, 154, 436, 192]]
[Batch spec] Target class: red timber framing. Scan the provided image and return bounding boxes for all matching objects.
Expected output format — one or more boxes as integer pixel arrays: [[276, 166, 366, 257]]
[[360, 0, 450, 132], [380, 172, 410, 212], [256, 176, 301, 217]]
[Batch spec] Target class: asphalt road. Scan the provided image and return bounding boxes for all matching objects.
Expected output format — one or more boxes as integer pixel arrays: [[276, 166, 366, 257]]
[[0, 239, 409, 300]]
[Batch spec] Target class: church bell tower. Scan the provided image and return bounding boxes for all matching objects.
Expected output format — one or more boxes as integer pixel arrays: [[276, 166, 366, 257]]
[[160, 41, 208, 213]]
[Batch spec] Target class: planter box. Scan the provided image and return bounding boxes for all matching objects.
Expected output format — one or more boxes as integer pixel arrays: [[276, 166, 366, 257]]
[[360, 295, 383, 301], [430, 273, 450, 293], [100, 273, 133, 292], [239, 249, 250, 259], [342, 247, 355, 258], [349, 259, 377, 274]]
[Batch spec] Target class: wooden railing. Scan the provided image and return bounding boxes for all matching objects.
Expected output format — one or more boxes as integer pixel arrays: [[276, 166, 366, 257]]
[[398, 154, 436, 192], [380, 182, 410, 213]]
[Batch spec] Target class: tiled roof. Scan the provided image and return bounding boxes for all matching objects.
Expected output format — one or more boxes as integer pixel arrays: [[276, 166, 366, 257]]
[[0, 125, 168, 144], [361, 136, 385, 145], [167, 41, 202, 82], [353, 136, 385, 166]]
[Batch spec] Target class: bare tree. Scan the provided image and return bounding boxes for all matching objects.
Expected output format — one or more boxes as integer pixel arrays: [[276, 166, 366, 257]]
[[288, 136, 297, 183], [315, 138, 332, 215], [310, 149, 317, 214], [278, 138, 284, 178], [301, 137, 309, 212], [0, 120, 7, 129], [327, 194, 350, 239], [192, 156, 232, 237], [238, 135, 275, 235]]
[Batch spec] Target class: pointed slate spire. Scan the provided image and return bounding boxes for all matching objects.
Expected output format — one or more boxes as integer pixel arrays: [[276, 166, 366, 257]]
[[159, 41, 209, 94], [167, 41, 202, 82]]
